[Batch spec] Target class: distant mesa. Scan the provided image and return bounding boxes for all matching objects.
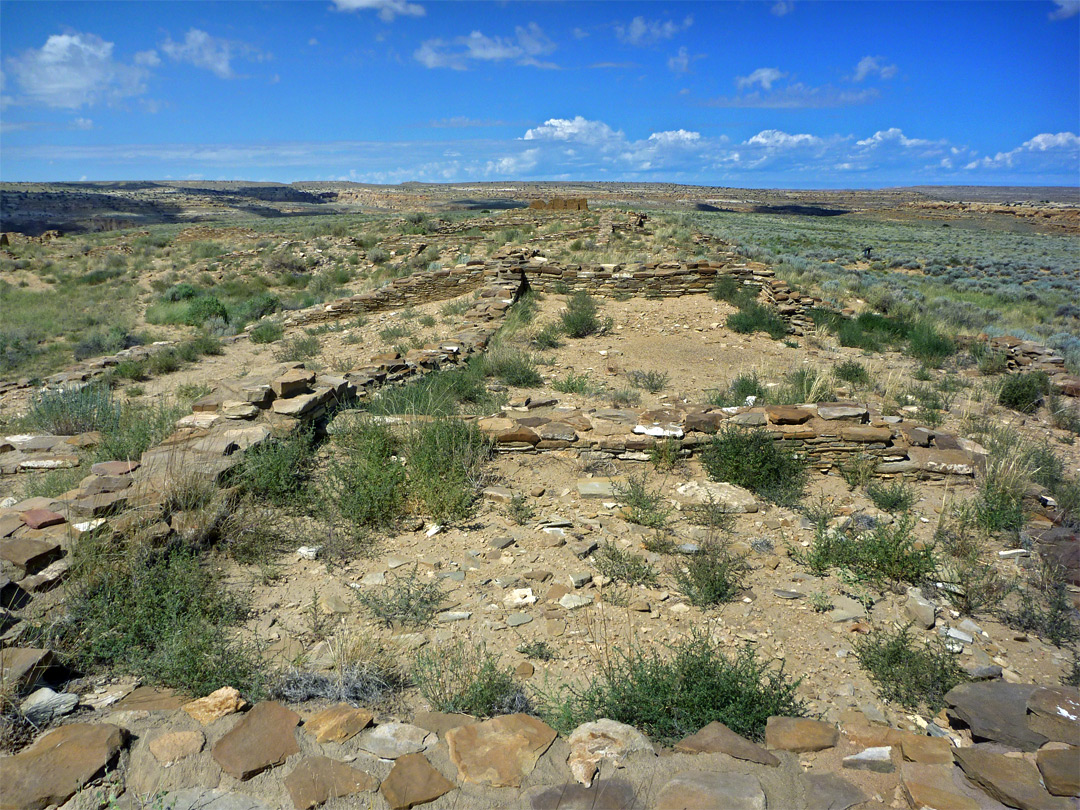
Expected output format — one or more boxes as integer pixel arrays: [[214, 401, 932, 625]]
[[529, 197, 588, 211]]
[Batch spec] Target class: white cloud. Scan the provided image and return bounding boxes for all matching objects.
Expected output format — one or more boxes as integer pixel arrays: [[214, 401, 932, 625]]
[[615, 16, 693, 47], [856, 128, 931, 148], [746, 130, 821, 148], [134, 50, 160, 67], [308, 38, 319, 47], [485, 148, 539, 176], [414, 23, 556, 70], [1049, 0, 1079, 19], [771, 1, 794, 15], [710, 82, 877, 109], [572, 27, 590, 39], [332, 0, 425, 22], [4, 31, 150, 109], [524, 116, 623, 147], [967, 131, 1080, 169], [667, 46, 692, 74], [736, 67, 787, 91], [647, 129, 701, 146], [161, 29, 264, 79], [852, 55, 897, 82], [73, 117, 93, 130]]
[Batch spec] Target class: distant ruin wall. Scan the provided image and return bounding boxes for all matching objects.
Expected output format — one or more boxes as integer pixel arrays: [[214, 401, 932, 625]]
[[528, 198, 588, 211]]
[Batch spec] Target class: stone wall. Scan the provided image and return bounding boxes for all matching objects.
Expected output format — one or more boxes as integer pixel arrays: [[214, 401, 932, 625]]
[[528, 198, 588, 211]]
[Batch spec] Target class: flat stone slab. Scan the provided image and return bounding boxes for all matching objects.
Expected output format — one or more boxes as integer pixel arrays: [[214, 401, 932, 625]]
[[212, 701, 301, 780], [19, 508, 66, 529], [945, 681, 1047, 751], [1, 537, 63, 575], [842, 746, 894, 773], [765, 717, 838, 752], [183, 686, 247, 726], [1026, 686, 1080, 744], [358, 722, 436, 760], [149, 730, 205, 766], [1037, 747, 1080, 798], [674, 721, 779, 766], [284, 756, 379, 810], [654, 771, 765, 810], [380, 753, 454, 810], [0, 723, 126, 810], [0, 647, 53, 690], [304, 703, 373, 744], [954, 746, 1074, 810], [801, 773, 867, 810], [674, 480, 758, 513], [446, 713, 558, 787], [567, 719, 655, 787], [577, 479, 617, 498], [527, 778, 637, 810]]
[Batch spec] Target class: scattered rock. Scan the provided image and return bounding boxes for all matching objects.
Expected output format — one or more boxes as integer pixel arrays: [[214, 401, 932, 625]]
[[945, 681, 1047, 750], [900, 762, 979, 810], [20, 687, 78, 725], [1037, 746, 1080, 797], [527, 778, 637, 810], [841, 746, 893, 773], [446, 713, 557, 787], [0, 647, 53, 691], [800, 773, 867, 810], [183, 686, 247, 726], [1026, 686, 1080, 744]]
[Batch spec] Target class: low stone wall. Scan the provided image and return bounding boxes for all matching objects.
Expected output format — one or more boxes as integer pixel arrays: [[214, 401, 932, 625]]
[[528, 198, 588, 211]]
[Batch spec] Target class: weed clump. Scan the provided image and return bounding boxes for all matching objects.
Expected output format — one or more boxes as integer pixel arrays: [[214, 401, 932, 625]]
[[866, 480, 918, 513], [854, 624, 966, 714], [726, 300, 788, 340], [538, 633, 804, 743], [613, 472, 671, 529], [797, 514, 935, 588], [325, 417, 405, 532], [834, 359, 872, 387], [413, 642, 530, 717], [358, 566, 446, 628], [701, 425, 807, 506], [236, 429, 315, 507], [405, 419, 491, 523], [560, 290, 609, 338], [998, 371, 1050, 413], [26, 384, 121, 435], [673, 541, 747, 606], [594, 543, 658, 587], [250, 321, 284, 344]]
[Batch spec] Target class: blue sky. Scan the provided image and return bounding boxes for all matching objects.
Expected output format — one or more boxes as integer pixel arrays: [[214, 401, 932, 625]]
[[1, 0, 1078, 187]]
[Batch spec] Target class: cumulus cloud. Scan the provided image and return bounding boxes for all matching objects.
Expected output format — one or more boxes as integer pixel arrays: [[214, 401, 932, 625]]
[[647, 129, 701, 146], [161, 29, 264, 79], [485, 148, 539, 176], [746, 129, 821, 148], [771, 1, 794, 15], [4, 31, 150, 108], [331, 0, 425, 22], [524, 116, 623, 147], [73, 117, 93, 129], [1049, 0, 1079, 19], [615, 16, 693, 46], [736, 67, 788, 91], [966, 131, 1080, 169], [856, 128, 931, 148], [134, 50, 161, 67], [415, 22, 556, 70], [852, 55, 897, 81]]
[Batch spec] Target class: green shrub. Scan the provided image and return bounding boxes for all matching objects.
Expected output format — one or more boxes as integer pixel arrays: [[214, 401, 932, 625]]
[[610, 388, 641, 408], [184, 296, 229, 327], [613, 472, 671, 529], [505, 493, 535, 525], [1003, 561, 1080, 647], [21, 466, 84, 500], [866, 480, 918, 513], [26, 384, 122, 435], [114, 359, 146, 381], [701, 425, 807, 506], [274, 334, 321, 362], [237, 430, 315, 507], [531, 322, 563, 349], [146, 349, 182, 376], [708, 372, 767, 407], [539, 633, 804, 743], [726, 301, 788, 340], [72, 326, 143, 361], [53, 537, 261, 697], [325, 418, 405, 531], [551, 372, 594, 394], [561, 290, 608, 338], [233, 292, 281, 325], [627, 370, 669, 393], [184, 334, 223, 357], [162, 282, 199, 302], [998, 371, 1050, 413], [406, 419, 491, 522], [834, 359, 872, 387], [797, 514, 935, 588], [673, 541, 747, 606], [854, 624, 966, 714], [367, 366, 494, 417], [357, 565, 446, 628], [478, 344, 542, 387], [708, 275, 748, 304], [908, 322, 955, 367], [247, 321, 282, 343], [414, 642, 529, 717], [595, 542, 658, 587], [94, 399, 186, 464], [840, 454, 878, 489]]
